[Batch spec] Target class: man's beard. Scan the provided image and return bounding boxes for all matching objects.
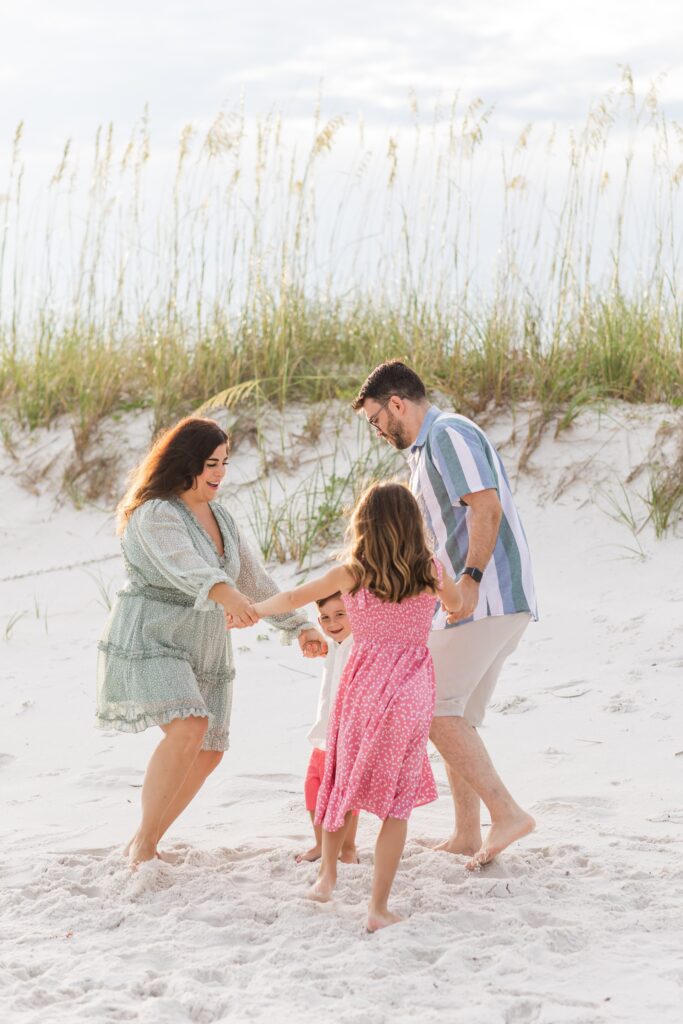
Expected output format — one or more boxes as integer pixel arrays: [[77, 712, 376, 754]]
[[379, 412, 411, 451]]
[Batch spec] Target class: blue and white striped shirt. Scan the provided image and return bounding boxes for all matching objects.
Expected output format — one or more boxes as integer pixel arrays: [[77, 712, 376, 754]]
[[408, 406, 538, 630]]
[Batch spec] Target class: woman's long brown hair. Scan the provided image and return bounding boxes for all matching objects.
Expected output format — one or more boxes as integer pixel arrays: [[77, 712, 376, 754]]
[[116, 417, 229, 534], [345, 481, 437, 602]]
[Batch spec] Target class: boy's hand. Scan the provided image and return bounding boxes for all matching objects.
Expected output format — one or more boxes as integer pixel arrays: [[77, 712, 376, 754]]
[[298, 628, 328, 658]]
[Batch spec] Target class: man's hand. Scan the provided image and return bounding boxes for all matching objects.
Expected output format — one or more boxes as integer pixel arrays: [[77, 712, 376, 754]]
[[446, 575, 479, 623], [298, 628, 328, 658]]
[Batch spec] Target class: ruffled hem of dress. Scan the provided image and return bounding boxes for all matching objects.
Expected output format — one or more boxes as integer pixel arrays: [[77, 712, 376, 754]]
[[315, 787, 439, 831], [96, 706, 229, 751]]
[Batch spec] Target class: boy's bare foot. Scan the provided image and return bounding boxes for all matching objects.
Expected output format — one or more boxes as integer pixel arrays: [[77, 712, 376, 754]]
[[339, 847, 359, 864], [295, 845, 322, 864], [128, 838, 157, 869], [466, 811, 535, 870], [434, 833, 481, 857], [367, 908, 403, 932], [306, 876, 335, 902]]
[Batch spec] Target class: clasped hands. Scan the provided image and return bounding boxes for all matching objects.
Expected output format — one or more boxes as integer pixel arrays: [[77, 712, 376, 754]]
[[223, 593, 327, 658]]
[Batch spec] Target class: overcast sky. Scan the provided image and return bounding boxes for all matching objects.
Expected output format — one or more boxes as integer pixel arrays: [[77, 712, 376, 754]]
[[2, 0, 683, 159]]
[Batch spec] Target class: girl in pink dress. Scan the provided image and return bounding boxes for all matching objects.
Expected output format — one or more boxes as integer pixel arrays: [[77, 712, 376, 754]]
[[252, 481, 463, 931]]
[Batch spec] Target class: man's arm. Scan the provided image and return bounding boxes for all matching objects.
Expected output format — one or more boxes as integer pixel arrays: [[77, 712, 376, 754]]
[[448, 487, 502, 622]]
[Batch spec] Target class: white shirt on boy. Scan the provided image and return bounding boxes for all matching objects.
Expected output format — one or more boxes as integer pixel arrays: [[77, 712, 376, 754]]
[[306, 633, 353, 751]]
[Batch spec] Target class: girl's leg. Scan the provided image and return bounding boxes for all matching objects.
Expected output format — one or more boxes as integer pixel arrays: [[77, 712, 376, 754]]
[[340, 813, 360, 864], [128, 716, 208, 866], [296, 813, 323, 864], [307, 812, 352, 902], [367, 817, 408, 932]]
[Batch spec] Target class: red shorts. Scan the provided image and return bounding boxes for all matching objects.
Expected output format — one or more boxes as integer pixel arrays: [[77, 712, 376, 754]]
[[304, 748, 359, 816]]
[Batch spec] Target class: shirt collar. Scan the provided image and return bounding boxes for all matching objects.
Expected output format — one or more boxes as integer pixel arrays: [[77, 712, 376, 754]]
[[410, 405, 441, 454]]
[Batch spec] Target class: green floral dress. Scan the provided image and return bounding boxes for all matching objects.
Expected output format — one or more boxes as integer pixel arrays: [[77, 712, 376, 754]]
[[96, 497, 313, 751]]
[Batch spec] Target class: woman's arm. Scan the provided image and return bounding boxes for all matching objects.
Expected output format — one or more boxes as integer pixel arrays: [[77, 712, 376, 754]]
[[253, 566, 354, 618]]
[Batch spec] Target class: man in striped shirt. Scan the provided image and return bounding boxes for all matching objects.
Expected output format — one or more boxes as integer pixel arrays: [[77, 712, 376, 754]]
[[354, 361, 536, 869]]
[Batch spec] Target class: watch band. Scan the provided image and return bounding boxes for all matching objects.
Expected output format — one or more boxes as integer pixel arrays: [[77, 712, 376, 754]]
[[461, 566, 483, 583]]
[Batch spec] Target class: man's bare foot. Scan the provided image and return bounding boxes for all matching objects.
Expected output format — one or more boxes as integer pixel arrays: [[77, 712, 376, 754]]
[[128, 838, 157, 869], [123, 834, 137, 858], [434, 833, 481, 857], [367, 908, 403, 932], [306, 876, 335, 902], [339, 847, 359, 865], [466, 811, 535, 870], [295, 845, 322, 864]]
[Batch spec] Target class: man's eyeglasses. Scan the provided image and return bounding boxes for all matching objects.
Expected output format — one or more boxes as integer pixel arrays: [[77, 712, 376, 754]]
[[367, 399, 392, 430]]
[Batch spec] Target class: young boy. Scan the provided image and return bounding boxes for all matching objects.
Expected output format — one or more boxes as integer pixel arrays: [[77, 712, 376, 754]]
[[296, 592, 358, 864]]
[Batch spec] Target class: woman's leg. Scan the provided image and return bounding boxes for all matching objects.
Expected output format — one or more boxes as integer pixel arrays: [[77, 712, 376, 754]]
[[340, 813, 360, 864], [128, 716, 208, 866], [307, 812, 352, 902], [367, 817, 408, 932], [155, 749, 223, 843]]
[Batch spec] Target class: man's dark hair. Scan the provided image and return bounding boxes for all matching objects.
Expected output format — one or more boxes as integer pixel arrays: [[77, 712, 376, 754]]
[[316, 591, 342, 609], [351, 360, 427, 410]]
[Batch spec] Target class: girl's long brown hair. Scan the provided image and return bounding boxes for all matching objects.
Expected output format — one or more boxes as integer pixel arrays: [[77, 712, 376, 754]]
[[345, 481, 437, 602], [116, 417, 229, 534]]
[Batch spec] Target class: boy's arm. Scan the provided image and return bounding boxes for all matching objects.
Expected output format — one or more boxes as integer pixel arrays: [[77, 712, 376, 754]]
[[252, 566, 354, 618]]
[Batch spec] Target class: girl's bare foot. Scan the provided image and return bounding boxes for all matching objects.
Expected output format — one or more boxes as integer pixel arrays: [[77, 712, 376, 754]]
[[434, 833, 481, 857], [295, 845, 322, 864], [306, 876, 335, 902], [339, 846, 359, 864], [128, 837, 157, 869], [466, 811, 535, 870], [367, 908, 403, 932]]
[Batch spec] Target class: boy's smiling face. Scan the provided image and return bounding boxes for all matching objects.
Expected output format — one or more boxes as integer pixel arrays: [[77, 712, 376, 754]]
[[317, 597, 351, 643]]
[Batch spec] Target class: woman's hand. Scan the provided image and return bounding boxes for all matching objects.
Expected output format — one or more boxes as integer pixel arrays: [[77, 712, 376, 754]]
[[222, 587, 260, 629], [298, 628, 328, 658]]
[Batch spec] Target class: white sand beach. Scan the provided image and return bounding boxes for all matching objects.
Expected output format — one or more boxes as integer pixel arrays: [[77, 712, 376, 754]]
[[1, 402, 682, 1024]]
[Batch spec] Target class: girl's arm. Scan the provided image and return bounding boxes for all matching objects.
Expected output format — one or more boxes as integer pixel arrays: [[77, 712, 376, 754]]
[[435, 561, 465, 618], [253, 565, 354, 617]]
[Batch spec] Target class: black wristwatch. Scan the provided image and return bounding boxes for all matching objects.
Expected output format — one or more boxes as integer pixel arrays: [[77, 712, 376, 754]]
[[461, 566, 483, 583]]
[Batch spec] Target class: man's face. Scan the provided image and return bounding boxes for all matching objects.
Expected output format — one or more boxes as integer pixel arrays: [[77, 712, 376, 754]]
[[363, 397, 411, 450]]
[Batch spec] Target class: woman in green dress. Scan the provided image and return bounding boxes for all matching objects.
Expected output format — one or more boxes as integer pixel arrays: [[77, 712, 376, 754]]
[[97, 416, 325, 866]]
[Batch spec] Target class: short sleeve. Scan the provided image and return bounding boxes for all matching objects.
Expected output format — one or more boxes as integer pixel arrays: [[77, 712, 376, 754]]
[[129, 501, 231, 611], [430, 424, 499, 505]]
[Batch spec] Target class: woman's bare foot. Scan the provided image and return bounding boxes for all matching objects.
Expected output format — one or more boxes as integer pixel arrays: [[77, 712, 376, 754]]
[[128, 837, 157, 869], [367, 908, 403, 932], [306, 875, 335, 902], [339, 846, 359, 864], [466, 811, 535, 870], [434, 833, 481, 857], [295, 845, 322, 864]]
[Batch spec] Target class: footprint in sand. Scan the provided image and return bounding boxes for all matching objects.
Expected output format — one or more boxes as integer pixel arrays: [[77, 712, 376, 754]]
[[0, 752, 15, 767]]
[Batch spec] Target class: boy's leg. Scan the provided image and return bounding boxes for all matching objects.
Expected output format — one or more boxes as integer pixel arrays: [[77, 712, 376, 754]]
[[307, 812, 352, 902], [339, 812, 360, 864], [297, 749, 325, 863], [367, 817, 408, 932], [296, 812, 323, 863]]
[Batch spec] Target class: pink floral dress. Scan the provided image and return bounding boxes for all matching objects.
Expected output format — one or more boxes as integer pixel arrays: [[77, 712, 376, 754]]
[[314, 566, 441, 831]]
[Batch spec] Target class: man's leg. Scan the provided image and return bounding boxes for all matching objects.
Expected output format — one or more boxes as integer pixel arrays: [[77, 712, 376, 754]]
[[430, 614, 533, 864], [431, 714, 534, 867], [431, 756, 482, 856]]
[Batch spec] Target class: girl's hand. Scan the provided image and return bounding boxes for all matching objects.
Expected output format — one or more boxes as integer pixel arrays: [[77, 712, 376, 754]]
[[223, 589, 260, 628], [298, 628, 328, 658]]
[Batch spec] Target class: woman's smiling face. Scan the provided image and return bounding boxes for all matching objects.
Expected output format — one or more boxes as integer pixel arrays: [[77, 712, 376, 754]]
[[191, 443, 229, 501]]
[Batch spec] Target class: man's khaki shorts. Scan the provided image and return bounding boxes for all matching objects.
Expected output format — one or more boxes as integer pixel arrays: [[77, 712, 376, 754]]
[[428, 612, 531, 726]]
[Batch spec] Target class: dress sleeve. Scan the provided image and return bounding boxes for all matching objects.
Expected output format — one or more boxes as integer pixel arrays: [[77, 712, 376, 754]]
[[234, 529, 315, 643], [131, 501, 231, 611]]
